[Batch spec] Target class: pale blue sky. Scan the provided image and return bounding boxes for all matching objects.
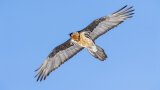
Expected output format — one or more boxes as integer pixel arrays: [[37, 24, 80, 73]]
[[0, 0, 160, 90]]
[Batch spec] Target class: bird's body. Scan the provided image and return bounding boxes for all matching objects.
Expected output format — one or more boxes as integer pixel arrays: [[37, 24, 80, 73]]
[[71, 31, 107, 60], [71, 31, 94, 48], [35, 5, 134, 81]]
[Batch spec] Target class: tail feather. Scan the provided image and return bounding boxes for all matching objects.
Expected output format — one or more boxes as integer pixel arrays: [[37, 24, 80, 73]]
[[87, 45, 107, 61]]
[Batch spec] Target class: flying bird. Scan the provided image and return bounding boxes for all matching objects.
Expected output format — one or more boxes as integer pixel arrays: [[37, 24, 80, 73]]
[[35, 5, 134, 81]]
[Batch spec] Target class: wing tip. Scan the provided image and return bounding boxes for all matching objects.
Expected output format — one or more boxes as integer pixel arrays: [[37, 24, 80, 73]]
[[112, 5, 127, 14], [112, 5, 134, 15], [34, 72, 46, 82]]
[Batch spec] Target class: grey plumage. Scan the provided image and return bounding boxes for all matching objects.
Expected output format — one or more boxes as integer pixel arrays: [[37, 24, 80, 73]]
[[35, 40, 83, 81], [35, 5, 134, 81], [83, 5, 134, 40], [87, 45, 107, 61]]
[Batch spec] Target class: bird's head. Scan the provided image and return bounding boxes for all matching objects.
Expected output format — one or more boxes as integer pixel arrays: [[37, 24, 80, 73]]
[[69, 32, 80, 41], [69, 31, 81, 36], [69, 32, 73, 36]]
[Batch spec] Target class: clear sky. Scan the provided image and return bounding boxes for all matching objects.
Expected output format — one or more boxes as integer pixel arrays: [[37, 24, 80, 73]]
[[0, 0, 160, 90]]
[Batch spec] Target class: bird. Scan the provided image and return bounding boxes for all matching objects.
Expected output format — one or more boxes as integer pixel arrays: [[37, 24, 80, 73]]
[[34, 5, 134, 81]]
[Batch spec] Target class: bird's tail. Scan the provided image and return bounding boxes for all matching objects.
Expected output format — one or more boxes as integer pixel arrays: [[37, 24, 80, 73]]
[[87, 45, 107, 61]]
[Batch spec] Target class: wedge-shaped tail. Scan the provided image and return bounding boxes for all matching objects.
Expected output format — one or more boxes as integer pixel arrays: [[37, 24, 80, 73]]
[[87, 45, 107, 61]]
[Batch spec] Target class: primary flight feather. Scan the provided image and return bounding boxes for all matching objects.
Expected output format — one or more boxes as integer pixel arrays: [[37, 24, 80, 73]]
[[35, 5, 134, 81]]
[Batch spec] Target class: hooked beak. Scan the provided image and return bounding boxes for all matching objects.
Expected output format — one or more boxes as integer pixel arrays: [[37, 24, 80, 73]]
[[69, 33, 72, 36]]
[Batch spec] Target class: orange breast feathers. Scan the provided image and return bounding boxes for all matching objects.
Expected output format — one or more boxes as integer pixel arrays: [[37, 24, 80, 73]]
[[71, 32, 80, 41], [78, 32, 95, 47], [71, 32, 95, 47]]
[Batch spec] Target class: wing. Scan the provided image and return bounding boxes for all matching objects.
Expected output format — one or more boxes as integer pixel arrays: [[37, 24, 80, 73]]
[[82, 5, 134, 40], [34, 39, 84, 81]]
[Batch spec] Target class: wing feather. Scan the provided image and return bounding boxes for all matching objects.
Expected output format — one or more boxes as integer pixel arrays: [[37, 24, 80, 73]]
[[35, 39, 83, 81], [83, 5, 134, 40]]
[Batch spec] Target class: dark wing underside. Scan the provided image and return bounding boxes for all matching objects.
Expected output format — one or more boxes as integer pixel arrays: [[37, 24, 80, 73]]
[[82, 5, 134, 40], [35, 39, 83, 81]]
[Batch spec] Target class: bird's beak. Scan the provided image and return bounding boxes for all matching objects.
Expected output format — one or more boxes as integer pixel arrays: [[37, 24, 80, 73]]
[[69, 33, 72, 36]]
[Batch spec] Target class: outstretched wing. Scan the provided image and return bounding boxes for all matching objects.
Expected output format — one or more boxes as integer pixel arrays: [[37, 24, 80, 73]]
[[34, 39, 83, 81], [83, 5, 134, 40]]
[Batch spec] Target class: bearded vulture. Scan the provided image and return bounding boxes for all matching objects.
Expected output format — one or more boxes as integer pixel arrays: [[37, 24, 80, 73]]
[[35, 5, 134, 81]]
